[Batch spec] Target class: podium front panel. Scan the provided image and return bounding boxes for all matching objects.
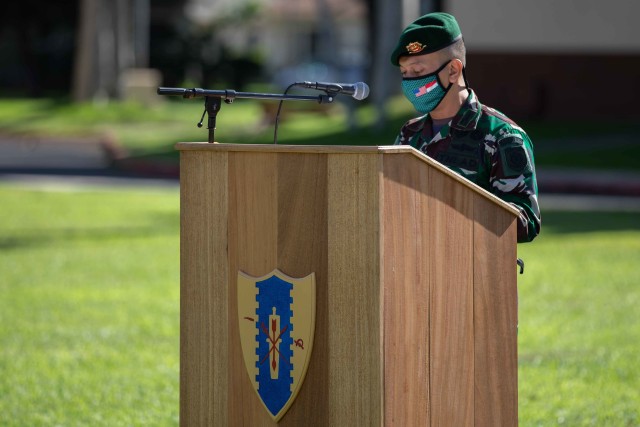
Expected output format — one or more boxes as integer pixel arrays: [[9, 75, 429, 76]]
[[178, 144, 518, 426]]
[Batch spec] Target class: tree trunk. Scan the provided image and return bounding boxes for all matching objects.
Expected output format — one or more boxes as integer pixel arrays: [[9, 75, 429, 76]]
[[72, 0, 138, 102], [72, 0, 99, 102], [371, 0, 401, 129]]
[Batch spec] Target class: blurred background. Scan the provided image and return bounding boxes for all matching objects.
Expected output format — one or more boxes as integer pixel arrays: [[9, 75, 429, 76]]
[[1, 0, 639, 425], [3, 0, 640, 114], [1, 0, 639, 176]]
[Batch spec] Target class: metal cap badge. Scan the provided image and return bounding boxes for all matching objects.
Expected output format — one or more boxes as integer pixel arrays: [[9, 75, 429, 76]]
[[406, 42, 426, 54]]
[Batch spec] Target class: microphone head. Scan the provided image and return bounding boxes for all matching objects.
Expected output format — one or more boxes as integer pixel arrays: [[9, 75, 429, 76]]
[[352, 82, 370, 101]]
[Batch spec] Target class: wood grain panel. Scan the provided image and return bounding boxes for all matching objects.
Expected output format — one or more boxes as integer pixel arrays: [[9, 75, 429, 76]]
[[228, 152, 279, 426], [180, 151, 229, 426], [473, 195, 518, 426], [276, 153, 330, 426], [178, 146, 519, 426], [381, 154, 431, 426], [428, 168, 475, 427], [176, 143, 520, 217], [327, 153, 381, 426]]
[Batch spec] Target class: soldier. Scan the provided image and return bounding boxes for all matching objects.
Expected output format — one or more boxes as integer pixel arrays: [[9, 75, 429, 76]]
[[391, 12, 540, 242]]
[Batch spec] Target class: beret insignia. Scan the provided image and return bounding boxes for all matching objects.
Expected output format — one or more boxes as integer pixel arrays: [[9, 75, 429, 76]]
[[406, 42, 426, 54]]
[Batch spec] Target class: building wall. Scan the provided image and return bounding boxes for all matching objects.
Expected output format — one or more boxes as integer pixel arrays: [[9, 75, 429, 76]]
[[446, 0, 640, 120], [464, 52, 640, 121], [448, 0, 640, 53]]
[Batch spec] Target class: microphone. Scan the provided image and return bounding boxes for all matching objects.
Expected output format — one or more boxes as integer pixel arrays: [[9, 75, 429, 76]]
[[295, 81, 370, 101]]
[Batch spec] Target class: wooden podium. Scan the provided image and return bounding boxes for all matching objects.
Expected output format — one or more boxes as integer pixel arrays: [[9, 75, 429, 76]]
[[177, 143, 520, 426]]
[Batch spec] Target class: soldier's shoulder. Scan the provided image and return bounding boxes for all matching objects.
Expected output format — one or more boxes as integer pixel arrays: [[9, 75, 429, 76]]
[[395, 114, 428, 145], [477, 103, 530, 143], [396, 114, 428, 144], [400, 113, 429, 133]]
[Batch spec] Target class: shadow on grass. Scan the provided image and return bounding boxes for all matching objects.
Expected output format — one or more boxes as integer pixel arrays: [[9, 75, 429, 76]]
[[541, 211, 640, 235], [0, 214, 178, 251]]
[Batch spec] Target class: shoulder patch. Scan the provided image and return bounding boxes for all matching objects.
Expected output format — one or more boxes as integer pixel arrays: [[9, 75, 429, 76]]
[[498, 136, 531, 177]]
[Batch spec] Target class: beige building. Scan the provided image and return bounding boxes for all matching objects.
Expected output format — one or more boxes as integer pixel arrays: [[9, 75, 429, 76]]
[[450, 0, 640, 54], [448, 0, 640, 119]]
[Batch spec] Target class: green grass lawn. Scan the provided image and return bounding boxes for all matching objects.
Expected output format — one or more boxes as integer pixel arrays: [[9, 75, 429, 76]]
[[0, 185, 180, 426], [517, 212, 640, 426], [1, 185, 639, 426]]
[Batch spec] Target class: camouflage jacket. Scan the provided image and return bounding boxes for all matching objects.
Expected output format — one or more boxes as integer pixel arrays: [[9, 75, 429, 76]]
[[394, 90, 541, 243]]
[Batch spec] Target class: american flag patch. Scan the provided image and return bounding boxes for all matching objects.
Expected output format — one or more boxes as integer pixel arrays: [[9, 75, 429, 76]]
[[413, 80, 438, 97]]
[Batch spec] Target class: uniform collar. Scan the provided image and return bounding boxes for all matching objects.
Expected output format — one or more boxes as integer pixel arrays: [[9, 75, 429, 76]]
[[450, 89, 482, 132]]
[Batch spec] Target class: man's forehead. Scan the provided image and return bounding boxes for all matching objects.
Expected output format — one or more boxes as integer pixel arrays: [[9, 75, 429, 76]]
[[399, 53, 439, 68]]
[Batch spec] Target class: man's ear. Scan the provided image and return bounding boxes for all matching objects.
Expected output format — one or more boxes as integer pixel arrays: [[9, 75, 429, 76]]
[[448, 59, 464, 84]]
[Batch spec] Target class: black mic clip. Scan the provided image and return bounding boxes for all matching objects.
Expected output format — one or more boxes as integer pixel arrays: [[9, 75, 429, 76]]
[[318, 94, 335, 104], [223, 90, 236, 104]]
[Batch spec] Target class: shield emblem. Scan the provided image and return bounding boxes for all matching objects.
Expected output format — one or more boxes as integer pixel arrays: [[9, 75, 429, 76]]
[[237, 269, 316, 422]]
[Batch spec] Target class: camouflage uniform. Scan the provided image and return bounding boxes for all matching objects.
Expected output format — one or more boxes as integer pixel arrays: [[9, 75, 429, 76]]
[[394, 90, 541, 243]]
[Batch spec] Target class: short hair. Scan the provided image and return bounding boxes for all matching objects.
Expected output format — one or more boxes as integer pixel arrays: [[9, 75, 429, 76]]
[[439, 38, 466, 67]]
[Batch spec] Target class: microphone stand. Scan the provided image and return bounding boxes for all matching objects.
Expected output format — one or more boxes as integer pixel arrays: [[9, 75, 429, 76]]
[[157, 87, 335, 143]]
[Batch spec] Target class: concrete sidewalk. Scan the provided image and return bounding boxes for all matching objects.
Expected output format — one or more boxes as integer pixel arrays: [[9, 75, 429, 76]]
[[536, 167, 640, 197], [0, 134, 122, 170]]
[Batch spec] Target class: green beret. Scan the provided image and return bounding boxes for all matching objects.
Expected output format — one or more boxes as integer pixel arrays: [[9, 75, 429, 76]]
[[390, 12, 462, 66]]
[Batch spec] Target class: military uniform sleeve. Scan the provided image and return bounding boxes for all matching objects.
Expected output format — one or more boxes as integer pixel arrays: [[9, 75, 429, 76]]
[[489, 134, 541, 243], [394, 115, 427, 147], [394, 122, 411, 145]]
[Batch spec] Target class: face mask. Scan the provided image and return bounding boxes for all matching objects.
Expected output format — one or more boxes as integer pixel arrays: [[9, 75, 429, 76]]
[[401, 61, 452, 114]]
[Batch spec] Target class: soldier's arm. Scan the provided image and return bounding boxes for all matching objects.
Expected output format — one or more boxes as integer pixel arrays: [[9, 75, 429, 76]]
[[394, 116, 426, 146], [489, 135, 541, 243], [394, 123, 411, 145]]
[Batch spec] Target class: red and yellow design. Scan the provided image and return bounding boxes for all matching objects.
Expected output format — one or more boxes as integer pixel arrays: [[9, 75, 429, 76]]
[[406, 41, 426, 54]]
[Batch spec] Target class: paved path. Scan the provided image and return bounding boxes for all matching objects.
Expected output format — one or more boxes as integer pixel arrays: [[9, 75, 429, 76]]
[[536, 167, 640, 197], [0, 173, 179, 191], [0, 135, 115, 169], [540, 193, 640, 212]]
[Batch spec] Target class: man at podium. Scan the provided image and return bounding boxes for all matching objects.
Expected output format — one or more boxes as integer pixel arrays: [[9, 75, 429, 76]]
[[391, 12, 541, 243]]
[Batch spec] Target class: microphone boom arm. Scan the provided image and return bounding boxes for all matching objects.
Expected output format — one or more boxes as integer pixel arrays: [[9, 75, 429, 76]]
[[157, 87, 335, 103], [157, 87, 336, 143]]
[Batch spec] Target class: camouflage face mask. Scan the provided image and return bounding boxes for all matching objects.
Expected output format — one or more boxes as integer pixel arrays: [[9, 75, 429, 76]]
[[401, 61, 452, 114]]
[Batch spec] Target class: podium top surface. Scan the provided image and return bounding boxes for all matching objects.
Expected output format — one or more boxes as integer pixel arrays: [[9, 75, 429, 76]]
[[175, 142, 520, 216]]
